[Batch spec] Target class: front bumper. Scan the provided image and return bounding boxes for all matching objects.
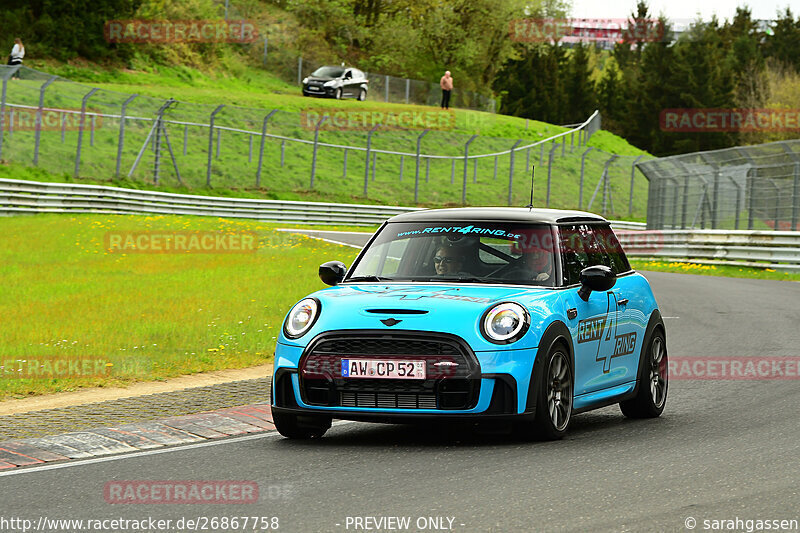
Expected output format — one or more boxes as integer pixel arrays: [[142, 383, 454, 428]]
[[272, 330, 537, 421]]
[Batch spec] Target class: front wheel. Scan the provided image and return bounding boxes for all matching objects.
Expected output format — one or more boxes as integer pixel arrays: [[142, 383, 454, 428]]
[[620, 329, 668, 418], [515, 343, 573, 440], [334, 88, 342, 100], [358, 89, 366, 101], [273, 412, 331, 439]]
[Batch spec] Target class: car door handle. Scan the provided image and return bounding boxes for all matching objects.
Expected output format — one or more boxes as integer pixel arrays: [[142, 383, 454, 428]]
[[618, 298, 629, 306]]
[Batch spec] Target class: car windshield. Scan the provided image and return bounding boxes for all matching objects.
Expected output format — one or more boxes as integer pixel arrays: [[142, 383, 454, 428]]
[[347, 221, 559, 287], [311, 66, 345, 78]]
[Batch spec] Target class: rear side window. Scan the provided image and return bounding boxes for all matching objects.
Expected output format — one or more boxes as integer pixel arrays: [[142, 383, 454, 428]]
[[559, 224, 631, 285]]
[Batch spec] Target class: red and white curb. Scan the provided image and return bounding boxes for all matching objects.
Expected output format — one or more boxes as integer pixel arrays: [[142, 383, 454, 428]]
[[0, 404, 274, 470]]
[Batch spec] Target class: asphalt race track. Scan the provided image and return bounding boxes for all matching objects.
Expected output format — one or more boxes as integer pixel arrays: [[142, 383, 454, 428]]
[[2, 231, 800, 532]]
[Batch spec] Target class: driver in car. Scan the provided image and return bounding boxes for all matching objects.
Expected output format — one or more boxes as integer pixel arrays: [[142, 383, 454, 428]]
[[524, 247, 554, 282], [434, 245, 467, 276]]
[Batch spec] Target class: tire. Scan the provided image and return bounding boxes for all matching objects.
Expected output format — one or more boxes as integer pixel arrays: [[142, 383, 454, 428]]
[[515, 342, 573, 440], [334, 88, 342, 100], [273, 412, 331, 439], [620, 329, 668, 418], [358, 89, 366, 101]]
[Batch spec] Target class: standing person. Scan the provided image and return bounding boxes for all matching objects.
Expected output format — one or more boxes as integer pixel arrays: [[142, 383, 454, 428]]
[[440, 70, 453, 109], [8, 38, 24, 78]]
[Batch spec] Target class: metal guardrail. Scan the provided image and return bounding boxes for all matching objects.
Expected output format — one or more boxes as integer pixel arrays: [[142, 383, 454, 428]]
[[0, 178, 419, 225], [6, 178, 797, 271], [0, 177, 643, 228], [616, 229, 800, 271]]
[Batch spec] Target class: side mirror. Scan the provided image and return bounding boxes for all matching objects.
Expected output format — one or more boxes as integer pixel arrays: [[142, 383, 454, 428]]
[[578, 265, 616, 301], [319, 261, 347, 286]]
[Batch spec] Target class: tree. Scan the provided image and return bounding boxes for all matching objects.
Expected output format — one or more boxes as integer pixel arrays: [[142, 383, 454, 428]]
[[564, 43, 597, 123]]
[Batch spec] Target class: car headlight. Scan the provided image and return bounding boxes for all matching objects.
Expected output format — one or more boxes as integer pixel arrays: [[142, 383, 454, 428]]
[[323, 80, 337, 87], [283, 298, 320, 339], [480, 302, 529, 344], [302, 77, 308, 84]]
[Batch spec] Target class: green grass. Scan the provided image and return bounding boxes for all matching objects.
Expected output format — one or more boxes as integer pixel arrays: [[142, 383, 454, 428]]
[[0, 213, 361, 399], [632, 259, 800, 281], [3, 61, 653, 218]]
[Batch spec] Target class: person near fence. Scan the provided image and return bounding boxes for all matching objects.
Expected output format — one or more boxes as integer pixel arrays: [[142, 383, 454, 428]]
[[8, 38, 24, 67], [440, 71, 453, 109], [8, 38, 24, 80]]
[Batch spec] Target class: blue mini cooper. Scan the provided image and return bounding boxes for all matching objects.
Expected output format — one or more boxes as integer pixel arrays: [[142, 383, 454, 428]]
[[271, 208, 668, 440]]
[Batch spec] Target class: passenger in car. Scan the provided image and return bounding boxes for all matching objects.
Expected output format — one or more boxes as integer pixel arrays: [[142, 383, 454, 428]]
[[433, 245, 466, 275], [524, 247, 554, 282]]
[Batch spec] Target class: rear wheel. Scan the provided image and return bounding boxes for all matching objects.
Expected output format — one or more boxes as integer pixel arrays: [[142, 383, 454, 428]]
[[273, 412, 331, 439], [515, 343, 572, 440], [620, 329, 668, 418]]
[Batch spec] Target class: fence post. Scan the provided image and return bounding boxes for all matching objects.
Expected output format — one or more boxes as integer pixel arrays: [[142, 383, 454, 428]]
[[310, 115, 327, 188], [297, 57, 303, 85], [405, 79, 410, 105], [579, 147, 594, 209], [779, 143, 800, 231], [74, 87, 99, 178], [0, 65, 20, 160], [262, 37, 268, 67], [426, 158, 430, 183], [256, 109, 278, 187], [152, 98, 176, 185], [462, 134, 478, 205], [206, 104, 224, 186], [399, 155, 404, 181], [363, 123, 380, 196], [414, 129, 430, 203], [629, 155, 645, 217], [745, 169, 755, 230], [450, 159, 455, 185], [371, 152, 377, 181], [570, 131, 574, 152], [216, 129, 222, 159], [34, 76, 57, 166], [508, 139, 523, 206], [546, 143, 559, 207], [344, 149, 349, 177], [493, 156, 498, 180]]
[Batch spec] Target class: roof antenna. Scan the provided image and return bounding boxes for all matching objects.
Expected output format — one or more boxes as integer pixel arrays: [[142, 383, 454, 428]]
[[526, 165, 534, 210]]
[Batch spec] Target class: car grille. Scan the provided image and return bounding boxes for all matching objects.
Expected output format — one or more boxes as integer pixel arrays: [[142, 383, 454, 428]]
[[299, 332, 480, 410]]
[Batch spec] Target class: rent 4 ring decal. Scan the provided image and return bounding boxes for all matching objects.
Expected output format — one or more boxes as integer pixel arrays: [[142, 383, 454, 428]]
[[578, 293, 634, 373]]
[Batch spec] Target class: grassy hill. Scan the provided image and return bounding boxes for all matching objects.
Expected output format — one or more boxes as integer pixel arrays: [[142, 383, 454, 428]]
[[2, 61, 651, 219]]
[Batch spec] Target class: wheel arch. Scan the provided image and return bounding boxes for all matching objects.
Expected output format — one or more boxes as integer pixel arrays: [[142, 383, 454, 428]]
[[524, 320, 574, 414], [629, 309, 666, 398]]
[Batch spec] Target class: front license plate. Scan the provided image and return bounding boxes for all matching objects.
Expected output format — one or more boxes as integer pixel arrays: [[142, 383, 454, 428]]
[[341, 359, 426, 379]]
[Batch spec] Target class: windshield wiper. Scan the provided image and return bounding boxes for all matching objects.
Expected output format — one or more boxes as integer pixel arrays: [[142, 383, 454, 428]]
[[428, 276, 490, 283], [346, 275, 393, 282]]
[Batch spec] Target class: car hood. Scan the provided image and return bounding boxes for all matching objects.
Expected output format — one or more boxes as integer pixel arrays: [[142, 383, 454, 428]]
[[280, 283, 565, 352], [306, 76, 335, 82]]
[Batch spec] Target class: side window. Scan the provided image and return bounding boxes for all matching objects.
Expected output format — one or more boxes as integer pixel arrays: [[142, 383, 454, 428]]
[[344, 69, 352, 79], [560, 224, 631, 285], [560, 225, 591, 286], [595, 225, 631, 274]]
